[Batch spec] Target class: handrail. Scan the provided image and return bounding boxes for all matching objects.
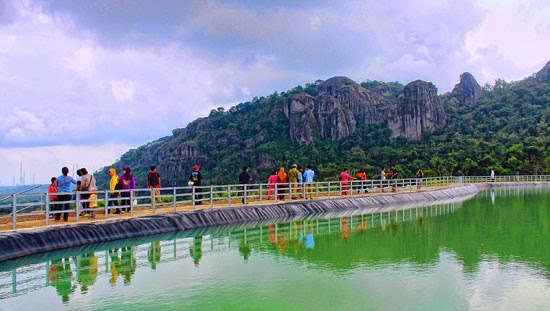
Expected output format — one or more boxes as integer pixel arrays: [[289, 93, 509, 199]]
[[1, 175, 549, 230], [0, 185, 42, 204]]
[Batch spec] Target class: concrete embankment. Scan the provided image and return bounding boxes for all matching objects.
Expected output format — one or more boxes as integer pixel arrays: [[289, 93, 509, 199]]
[[0, 183, 543, 262]]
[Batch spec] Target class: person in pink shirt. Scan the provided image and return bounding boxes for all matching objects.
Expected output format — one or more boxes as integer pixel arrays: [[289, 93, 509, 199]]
[[339, 168, 355, 196], [266, 170, 278, 200]]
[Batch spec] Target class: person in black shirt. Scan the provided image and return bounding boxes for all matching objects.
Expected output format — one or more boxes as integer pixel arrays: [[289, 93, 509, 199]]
[[238, 166, 252, 204], [188, 165, 204, 205], [390, 165, 399, 192]]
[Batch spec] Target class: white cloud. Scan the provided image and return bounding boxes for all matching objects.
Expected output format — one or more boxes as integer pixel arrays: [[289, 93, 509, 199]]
[[0, 0, 548, 183]]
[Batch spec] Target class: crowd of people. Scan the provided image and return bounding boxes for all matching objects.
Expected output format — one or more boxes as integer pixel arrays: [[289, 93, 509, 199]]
[[47, 163, 428, 219]]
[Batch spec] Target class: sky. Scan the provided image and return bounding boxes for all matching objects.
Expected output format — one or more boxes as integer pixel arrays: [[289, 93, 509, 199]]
[[0, 0, 549, 185]]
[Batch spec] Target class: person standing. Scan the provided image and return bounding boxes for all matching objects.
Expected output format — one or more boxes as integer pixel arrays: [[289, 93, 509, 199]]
[[48, 177, 58, 219], [267, 170, 278, 200], [277, 167, 287, 200], [121, 166, 136, 213], [390, 165, 399, 192], [380, 167, 387, 193], [303, 166, 315, 199], [238, 166, 252, 204], [189, 165, 204, 205], [56, 167, 77, 222], [79, 168, 97, 219], [288, 164, 300, 199], [490, 169, 495, 182], [357, 168, 367, 193], [108, 168, 121, 214], [339, 168, 355, 196], [147, 165, 162, 204], [416, 168, 424, 190]]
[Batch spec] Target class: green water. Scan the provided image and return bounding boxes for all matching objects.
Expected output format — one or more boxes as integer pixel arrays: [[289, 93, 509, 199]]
[[0, 187, 548, 310]]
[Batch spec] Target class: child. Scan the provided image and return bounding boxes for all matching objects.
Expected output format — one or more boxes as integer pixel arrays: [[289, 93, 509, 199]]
[[48, 177, 58, 218]]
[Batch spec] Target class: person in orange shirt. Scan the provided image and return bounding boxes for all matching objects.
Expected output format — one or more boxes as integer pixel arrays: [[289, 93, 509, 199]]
[[356, 168, 367, 193]]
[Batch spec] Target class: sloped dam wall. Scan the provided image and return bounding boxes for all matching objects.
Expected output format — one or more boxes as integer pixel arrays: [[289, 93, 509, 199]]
[[0, 183, 539, 262]]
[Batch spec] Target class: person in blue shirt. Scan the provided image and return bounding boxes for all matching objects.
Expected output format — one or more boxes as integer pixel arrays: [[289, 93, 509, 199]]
[[302, 166, 315, 199], [56, 167, 77, 221]]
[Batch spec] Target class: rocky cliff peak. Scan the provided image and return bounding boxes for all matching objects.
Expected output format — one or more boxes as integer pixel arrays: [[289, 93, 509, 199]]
[[534, 60, 550, 83], [389, 80, 447, 140], [451, 72, 482, 105], [285, 77, 446, 144]]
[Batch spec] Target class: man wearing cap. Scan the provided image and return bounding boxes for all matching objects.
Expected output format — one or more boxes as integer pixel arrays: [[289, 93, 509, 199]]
[[288, 164, 300, 199], [189, 165, 203, 205]]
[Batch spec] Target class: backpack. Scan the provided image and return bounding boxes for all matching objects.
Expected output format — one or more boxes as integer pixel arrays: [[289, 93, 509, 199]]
[[148, 172, 160, 186], [238, 172, 249, 184], [115, 177, 124, 190]]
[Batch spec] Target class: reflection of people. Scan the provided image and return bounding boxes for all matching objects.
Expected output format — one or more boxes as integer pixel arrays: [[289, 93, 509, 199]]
[[304, 220, 315, 249], [189, 165, 203, 205], [189, 236, 203, 266], [119, 246, 136, 285], [49, 257, 74, 303], [76, 252, 98, 293], [238, 238, 252, 262], [109, 249, 121, 285], [268, 225, 277, 246], [148, 241, 161, 270], [341, 217, 350, 240]]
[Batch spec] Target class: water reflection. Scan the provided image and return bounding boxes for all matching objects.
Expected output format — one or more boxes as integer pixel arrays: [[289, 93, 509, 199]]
[[0, 186, 548, 308]]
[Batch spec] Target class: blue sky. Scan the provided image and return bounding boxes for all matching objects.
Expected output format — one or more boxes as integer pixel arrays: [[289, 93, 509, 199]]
[[0, 0, 549, 185]]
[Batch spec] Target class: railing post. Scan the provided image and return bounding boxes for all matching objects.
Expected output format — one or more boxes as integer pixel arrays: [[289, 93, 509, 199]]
[[192, 186, 196, 209], [227, 185, 231, 206], [45, 193, 51, 225], [76, 191, 80, 223], [210, 186, 214, 207], [12, 194, 16, 230], [104, 190, 109, 219], [259, 184, 263, 202], [130, 190, 135, 217], [173, 187, 177, 212]]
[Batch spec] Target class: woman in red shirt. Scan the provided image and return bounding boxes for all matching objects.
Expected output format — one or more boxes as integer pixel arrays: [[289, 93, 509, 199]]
[[339, 168, 355, 196]]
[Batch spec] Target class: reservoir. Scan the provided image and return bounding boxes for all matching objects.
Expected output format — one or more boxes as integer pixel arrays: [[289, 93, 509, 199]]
[[0, 186, 548, 310]]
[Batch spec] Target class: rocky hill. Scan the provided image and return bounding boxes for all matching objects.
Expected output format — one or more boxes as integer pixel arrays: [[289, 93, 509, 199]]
[[95, 61, 550, 188]]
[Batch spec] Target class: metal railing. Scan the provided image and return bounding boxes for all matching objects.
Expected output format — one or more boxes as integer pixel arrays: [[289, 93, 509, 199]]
[[1, 175, 548, 230]]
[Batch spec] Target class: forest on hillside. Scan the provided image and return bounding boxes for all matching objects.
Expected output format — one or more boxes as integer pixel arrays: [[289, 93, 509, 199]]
[[96, 73, 549, 188]]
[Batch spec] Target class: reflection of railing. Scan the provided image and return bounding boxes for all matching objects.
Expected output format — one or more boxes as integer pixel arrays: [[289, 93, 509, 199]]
[[0, 200, 464, 300], [0, 175, 548, 229]]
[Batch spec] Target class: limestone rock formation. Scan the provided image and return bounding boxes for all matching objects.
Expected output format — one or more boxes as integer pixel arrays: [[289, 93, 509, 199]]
[[451, 72, 482, 105], [285, 77, 446, 144], [390, 80, 447, 140], [534, 60, 550, 83]]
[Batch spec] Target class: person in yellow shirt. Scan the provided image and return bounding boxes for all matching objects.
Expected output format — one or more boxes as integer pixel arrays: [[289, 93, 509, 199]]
[[108, 168, 121, 214]]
